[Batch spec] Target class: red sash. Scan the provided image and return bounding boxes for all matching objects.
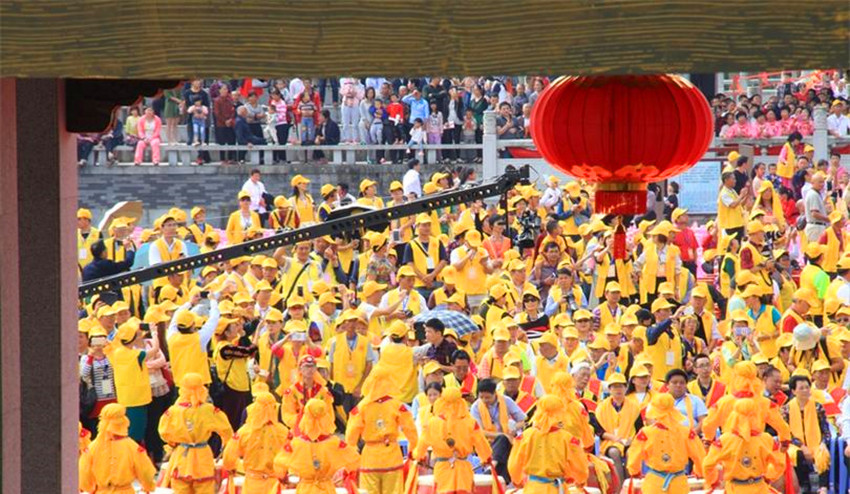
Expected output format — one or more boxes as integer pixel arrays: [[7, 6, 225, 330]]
[[706, 380, 726, 408]]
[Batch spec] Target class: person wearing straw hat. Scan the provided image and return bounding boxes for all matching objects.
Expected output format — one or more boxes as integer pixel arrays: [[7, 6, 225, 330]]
[[596, 372, 641, 483], [799, 242, 830, 326], [222, 391, 290, 494], [507, 394, 589, 493], [273, 398, 361, 494], [782, 373, 831, 494], [634, 220, 682, 308], [226, 190, 262, 246], [702, 398, 787, 494], [345, 365, 418, 494], [79, 403, 157, 494], [718, 165, 749, 240], [414, 387, 493, 494], [158, 373, 234, 494], [627, 393, 705, 494]]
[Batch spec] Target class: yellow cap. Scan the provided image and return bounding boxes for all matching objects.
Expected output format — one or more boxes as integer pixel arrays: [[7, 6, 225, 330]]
[[233, 292, 253, 305], [777, 332, 794, 348], [740, 284, 764, 299], [551, 313, 572, 328], [811, 359, 830, 372], [538, 330, 560, 347], [318, 292, 340, 307], [804, 242, 827, 259], [465, 230, 483, 248], [265, 308, 284, 322], [522, 285, 540, 300], [423, 361, 442, 376], [290, 175, 310, 187], [492, 328, 511, 341], [671, 208, 688, 223], [115, 321, 140, 343], [176, 310, 196, 328], [507, 259, 526, 272], [389, 180, 403, 192], [651, 298, 674, 313], [254, 280, 272, 292], [746, 220, 765, 235], [361, 280, 388, 299], [446, 291, 466, 308], [630, 365, 650, 378], [190, 206, 205, 218], [605, 281, 621, 293], [386, 320, 408, 338], [691, 284, 710, 299], [77, 208, 93, 220], [650, 220, 678, 237], [284, 319, 307, 334], [359, 178, 377, 193], [320, 184, 336, 197], [238, 190, 251, 200], [440, 266, 457, 285], [564, 181, 581, 198], [573, 309, 592, 321], [603, 323, 621, 336], [214, 317, 239, 335], [730, 309, 751, 324], [502, 366, 522, 380], [804, 144, 815, 153], [286, 295, 306, 308], [397, 265, 416, 278], [588, 338, 608, 350], [608, 373, 627, 386], [489, 283, 508, 300], [727, 150, 741, 163], [415, 213, 432, 226], [561, 326, 579, 339]]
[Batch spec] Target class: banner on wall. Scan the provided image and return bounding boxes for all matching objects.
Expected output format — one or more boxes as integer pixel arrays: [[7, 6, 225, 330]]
[[673, 160, 722, 214]]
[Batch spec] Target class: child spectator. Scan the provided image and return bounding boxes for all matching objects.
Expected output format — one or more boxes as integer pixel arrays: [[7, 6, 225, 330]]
[[426, 101, 444, 162], [407, 118, 425, 158], [189, 99, 209, 146], [461, 109, 477, 163], [298, 91, 317, 146], [370, 99, 387, 163]]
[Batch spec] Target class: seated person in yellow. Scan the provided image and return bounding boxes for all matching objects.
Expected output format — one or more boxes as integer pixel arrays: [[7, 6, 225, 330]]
[[595, 373, 642, 484], [226, 190, 262, 245], [273, 399, 360, 494], [414, 387, 493, 494], [158, 373, 234, 494], [703, 398, 787, 494], [79, 404, 156, 494], [781, 373, 831, 494], [222, 391, 290, 494], [627, 393, 705, 494], [507, 394, 590, 493]]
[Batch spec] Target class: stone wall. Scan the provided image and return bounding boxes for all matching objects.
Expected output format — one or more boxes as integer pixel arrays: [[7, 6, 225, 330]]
[[78, 162, 483, 227]]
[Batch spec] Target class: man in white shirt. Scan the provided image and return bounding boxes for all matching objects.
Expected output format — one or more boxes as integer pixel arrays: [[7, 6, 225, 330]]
[[241, 168, 267, 215], [402, 158, 422, 199], [828, 99, 850, 137]]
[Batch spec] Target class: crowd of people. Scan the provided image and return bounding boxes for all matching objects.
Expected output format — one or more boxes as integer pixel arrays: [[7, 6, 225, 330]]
[[75, 82, 850, 494], [76, 71, 850, 168]]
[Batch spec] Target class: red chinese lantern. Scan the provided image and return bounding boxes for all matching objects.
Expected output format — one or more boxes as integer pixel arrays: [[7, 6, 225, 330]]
[[531, 74, 713, 216]]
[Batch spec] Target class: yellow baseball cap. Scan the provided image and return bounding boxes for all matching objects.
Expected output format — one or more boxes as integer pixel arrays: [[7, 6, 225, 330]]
[[423, 361, 442, 376], [238, 190, 251, 200], [651, 298, 674, 313], [502, 366, 521, 380], [492, 328, 511, 341], [290, 175, 310, 187], [727, 150, 741, 163], [77, 208, 93, 220], [359, 178, 377, 193], [265, 308, 284, 322], [605, 281, 621, 293], [320, 184, 336, 197], [489, 283, 508, 300], [389, 180, 403, 192], [608, 373, 627, 386], [671, 208, 688, 223], [573, 309, 592, 322], [318, 292, 340, 307], [415, 213, 432, 226], [465, 230, 483, 248], [746, 220, 765, 235], [803, 242, 827, 259], [361, 280, 388, 299], [561, 326, 579, 339], [397, 265, 416, 278]]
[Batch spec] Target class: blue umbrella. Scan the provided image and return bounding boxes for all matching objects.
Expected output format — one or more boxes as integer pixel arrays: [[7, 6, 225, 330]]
[[412, 309, 479, 336]]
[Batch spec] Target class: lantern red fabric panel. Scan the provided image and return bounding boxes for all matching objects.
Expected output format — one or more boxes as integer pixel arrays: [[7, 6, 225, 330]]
[[531, 75, 714, 214]]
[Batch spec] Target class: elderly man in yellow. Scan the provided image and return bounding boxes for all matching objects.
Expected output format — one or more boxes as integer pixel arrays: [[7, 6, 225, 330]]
[[280, 355, 334, 431], [273, 399, 360, 494], [158, 373, 234, 494], [633, 220, 682, 307], [414, 387, 493, 494], [626, 394, 705, 494], [103, 319, 160, 443], [702, 399, 787, 494], [222, 391, 290, 494], [596, 373, 642, 484], [345, 366, 418, 494], [226, 190, 262, 245], [79, 404, 156, 494], [507, 394, 589, 493], [702, 361, 791, 445]]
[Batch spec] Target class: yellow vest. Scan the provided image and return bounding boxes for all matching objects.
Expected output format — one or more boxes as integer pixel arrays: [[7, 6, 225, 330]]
[[331, 333, 369, 392], [152, 237, 185, 262], [646, 324, 682, 382], [106, 344, 152, 407], [454, 245, 488, 295], [188, 223, 212, 245], [281, 258, 323, 303], [595, 302, 624, 330], [640, 243, 679, 304], [822, 227, 843, 273], [535, 353, 569, 393], [214, 341, 250, 392], [291, 194, 316, 224], [409, 237, 443, 288], [103, 237, 127, 262], [167, 332, 211, 385], [720, 253, 738, 299], [377, 343, 418, 403], [385, 288, 424, 317], [595, 254, 635, 299], [431, 286, 452, 307], [77, 227, 102, 268], [777, 142, 796, 179], [752, 305, 780, 359], [799, 264, 825, 314], [356, 196, 385, 209], [547, 284, 583, 318], [717, 186, 745, 230]]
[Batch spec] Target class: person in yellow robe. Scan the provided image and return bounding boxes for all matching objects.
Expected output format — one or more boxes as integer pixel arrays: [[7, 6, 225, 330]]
[[507, 394, 590, 493], [273, 399, 360, 494], [345, 365, 418, 494], [626, 393, 705, 494], [595, 373, 642, 484], [702, 361, 791, 445], [414, 387, 493, 494], [79, 422, 92, 455], [226, 190, 262, 245], [222, 391, 290, 494], [79, 404, 156, 494], [158, 373, 234, 494], [702, 398, 787, 494]]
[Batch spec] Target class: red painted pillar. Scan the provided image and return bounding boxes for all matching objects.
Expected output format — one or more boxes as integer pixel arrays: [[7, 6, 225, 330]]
[[0, 78, 78, 494]]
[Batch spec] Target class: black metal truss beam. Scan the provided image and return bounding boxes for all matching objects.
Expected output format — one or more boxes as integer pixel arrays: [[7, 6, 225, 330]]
[[78, 165, 530, 298]]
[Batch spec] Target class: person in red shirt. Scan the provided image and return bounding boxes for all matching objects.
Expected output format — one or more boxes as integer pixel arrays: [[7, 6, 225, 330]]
[[672, 208, 699, 275]]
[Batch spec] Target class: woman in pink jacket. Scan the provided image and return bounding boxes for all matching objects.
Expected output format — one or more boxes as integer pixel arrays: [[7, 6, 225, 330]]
[[134, 107, 162, 165]]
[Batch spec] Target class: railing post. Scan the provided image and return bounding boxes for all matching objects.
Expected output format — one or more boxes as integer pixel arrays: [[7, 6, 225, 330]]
[[483, 110, 498, 180], [813, 103, 828, 164]]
